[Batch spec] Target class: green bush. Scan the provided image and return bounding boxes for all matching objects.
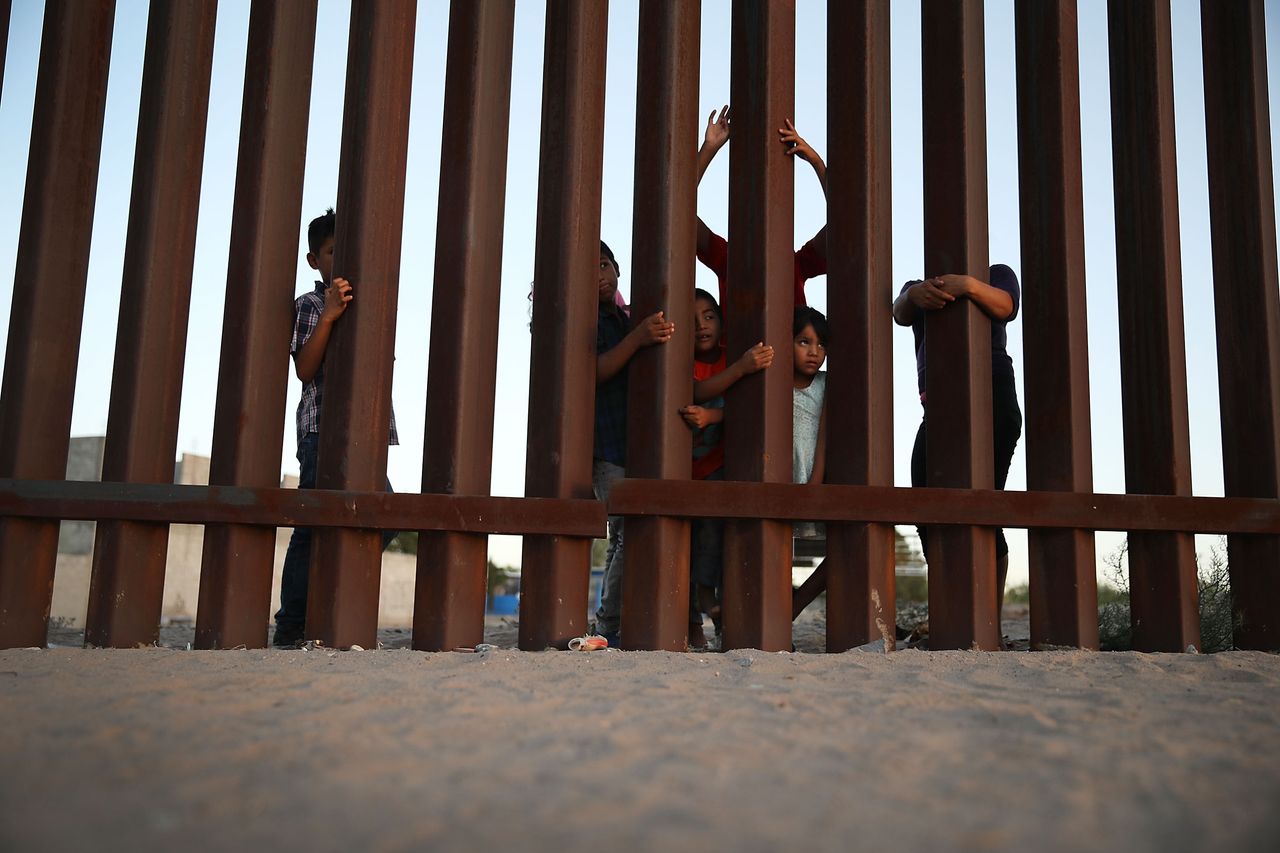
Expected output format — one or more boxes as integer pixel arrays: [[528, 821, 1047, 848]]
[[386, 531, 418, 554], [1096, 537, 1236, 653], [1096, 582, 1128, 606], [1004, 583, 1029, 604]]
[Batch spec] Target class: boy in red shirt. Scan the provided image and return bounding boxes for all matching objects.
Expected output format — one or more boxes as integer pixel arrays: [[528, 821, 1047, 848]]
[[679, 288, 773, 648]]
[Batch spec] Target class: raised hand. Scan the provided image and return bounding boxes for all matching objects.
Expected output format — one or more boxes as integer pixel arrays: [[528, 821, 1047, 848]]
[[778, 119, 818, 165], [704, 104, 731, 151]]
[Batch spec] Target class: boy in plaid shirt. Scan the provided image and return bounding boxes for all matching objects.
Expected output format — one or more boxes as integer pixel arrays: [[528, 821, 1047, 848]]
[[273, 208, 398, 647]]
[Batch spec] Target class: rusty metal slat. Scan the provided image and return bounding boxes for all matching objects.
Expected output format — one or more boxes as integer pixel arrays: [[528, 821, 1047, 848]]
[[85, 0, 217, 650], [619, 0, 698, 651], [623, 517, 691, 651], [606, 478, 1280, 535], [725, 0, 794, 487], [1108, 0, 1199, 652], [722, 518, 792, 651], [1201, 0, 1280, 651], [519, 0, 608, 651], [1014, 1, 1099, 650], [0, 479, 606, 534], [306, 0, 417, 651], [825, 522, 896, 648], [414, 0, 515, 653], [195, 0, 318, 651], [0, 0, 114, 650], [824, 0, 894, 652], [415, 534, 488, 650], [1028, 529, 1098, 649], [721, 0, 794, 654], [921, 0, 998, 651], [519, 536, 592, 650], [0, 0, 10, 104]]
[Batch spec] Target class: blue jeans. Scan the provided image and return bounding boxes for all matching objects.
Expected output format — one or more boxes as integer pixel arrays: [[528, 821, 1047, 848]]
[[591, 459, 626, 635], [275, 433, 398, 633]]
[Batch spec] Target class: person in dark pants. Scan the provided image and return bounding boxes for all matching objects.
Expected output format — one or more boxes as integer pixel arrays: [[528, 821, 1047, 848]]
[[893, 265, 1023, 622]]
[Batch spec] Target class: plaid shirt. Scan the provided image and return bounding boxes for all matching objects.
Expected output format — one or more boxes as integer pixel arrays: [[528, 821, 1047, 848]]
[[594, 304, 631, 465], [291, 282, 399, 446]]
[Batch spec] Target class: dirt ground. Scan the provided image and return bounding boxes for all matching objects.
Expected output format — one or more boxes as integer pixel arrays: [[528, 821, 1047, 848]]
[[4, 606, 1278, 852], [39, 601, 1032, 654]]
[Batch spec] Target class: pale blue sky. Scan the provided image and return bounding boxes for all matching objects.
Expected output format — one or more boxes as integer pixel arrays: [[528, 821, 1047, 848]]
[[1, 0, 1278, 582]]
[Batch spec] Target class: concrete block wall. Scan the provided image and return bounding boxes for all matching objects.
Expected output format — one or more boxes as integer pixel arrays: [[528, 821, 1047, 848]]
[[49, 441, 419, 630]]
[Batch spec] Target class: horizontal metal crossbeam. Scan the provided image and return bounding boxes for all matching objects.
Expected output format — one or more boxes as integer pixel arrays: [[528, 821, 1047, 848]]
[[0, 479, 605, 537], [607, 478, 1280, 536], [7, 476, 1276, 539]]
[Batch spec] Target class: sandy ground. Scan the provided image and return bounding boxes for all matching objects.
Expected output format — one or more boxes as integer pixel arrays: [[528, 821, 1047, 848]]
[[4, 607, 1278, 852]]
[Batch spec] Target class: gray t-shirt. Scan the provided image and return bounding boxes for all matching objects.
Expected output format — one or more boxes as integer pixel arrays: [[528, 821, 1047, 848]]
[[793, 371, 827, 485], [793, 371, 827, 540]]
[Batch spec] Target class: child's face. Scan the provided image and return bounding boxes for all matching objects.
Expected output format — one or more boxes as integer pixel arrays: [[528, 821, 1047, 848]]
[[793, 324, 826, 377], [694, 296, 722, 356], [598, 254, 619, 305], [307, 236, 335, 284]]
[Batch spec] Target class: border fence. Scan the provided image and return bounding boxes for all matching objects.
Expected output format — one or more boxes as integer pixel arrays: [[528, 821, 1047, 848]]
[[0, 0, 1277, 654]]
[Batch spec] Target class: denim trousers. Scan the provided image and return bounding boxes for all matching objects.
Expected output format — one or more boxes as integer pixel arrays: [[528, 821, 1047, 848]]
[[591, 458, 626, 635], [275, 433, 397, 631]]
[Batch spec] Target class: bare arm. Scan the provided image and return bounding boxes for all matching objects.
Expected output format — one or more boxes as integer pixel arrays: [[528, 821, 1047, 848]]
[[597, 311, 674, 384], [781, 121, 828, 266], [779, 119, 827, 199], [697, 105, 730, 183], [294, 277, 353, 382], [932, 274, 1015, 321], [692, 343, 774, 402], [696, 106, 731, 259]]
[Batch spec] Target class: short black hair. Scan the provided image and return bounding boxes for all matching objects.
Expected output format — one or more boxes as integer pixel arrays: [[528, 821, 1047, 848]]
[[793, 305, 830, 346], [599, 240, 621, 277], [694, 288, 721, 319], [308, 208, 336, 255]]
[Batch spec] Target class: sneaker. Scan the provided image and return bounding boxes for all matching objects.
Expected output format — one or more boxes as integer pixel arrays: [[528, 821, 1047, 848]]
[[272, 624, 304, 648], [599, 629, 620, 649], [688, 621, 709, 651]]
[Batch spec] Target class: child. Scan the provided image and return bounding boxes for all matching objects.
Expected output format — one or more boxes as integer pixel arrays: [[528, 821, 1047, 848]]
[[592, 240, 675, 647], [696, 106, 829, 308], [273, 208, 398, 648], [893, 267, 1023, 621], [789, 307, 833, 619], [791, 306, 829, 527], [678, 288, 774, 648]]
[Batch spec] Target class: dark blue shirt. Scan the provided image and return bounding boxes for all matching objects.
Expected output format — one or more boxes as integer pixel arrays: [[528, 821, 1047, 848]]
[[594, 305, 631, 465], [902, 264, 1020, 395]]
